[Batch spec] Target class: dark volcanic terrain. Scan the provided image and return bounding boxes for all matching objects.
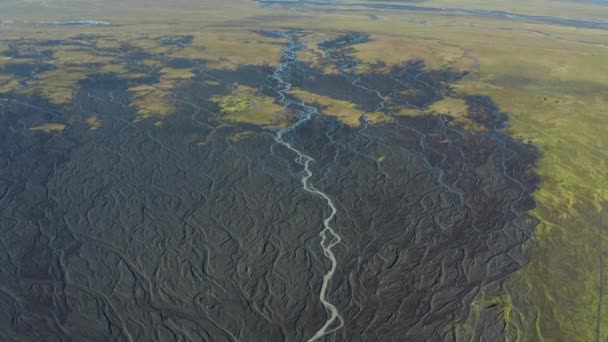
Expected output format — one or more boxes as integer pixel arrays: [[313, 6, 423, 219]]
[[0, 32, 538, 341]]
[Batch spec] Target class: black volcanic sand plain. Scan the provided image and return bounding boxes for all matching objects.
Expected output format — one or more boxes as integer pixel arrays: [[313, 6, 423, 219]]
[[0, 32, 538, 341]]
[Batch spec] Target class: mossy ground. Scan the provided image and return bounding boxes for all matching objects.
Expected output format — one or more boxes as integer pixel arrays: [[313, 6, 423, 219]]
[[290, 87, 390, 126], [86, 116, 101, 130], [129, 67, 196, 120], [212, 84, 288, 127]]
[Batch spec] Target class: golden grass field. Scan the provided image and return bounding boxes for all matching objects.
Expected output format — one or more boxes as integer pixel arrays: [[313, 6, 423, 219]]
[[1, 0, 606, 340]]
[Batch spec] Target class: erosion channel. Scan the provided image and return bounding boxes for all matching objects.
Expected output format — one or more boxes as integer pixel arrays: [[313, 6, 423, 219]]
[[0, 31, 539, 341]]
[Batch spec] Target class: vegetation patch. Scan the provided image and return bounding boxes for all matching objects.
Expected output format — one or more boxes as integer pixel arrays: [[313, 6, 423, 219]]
[[290, 87, 366, 126], [364, 111, 392, 124], [0, 74, 23, 93], [349, 35, 476, 74], [29, 67, 90, 105], [52, 48, 116, 65], [30, 123, 66, 133], [86, 116, 102, 130], [427, 97, 468, 116], [129, 67, 195, 121], [170, 31, 286, 70], [228, 131, 255, 142], [298, 32, 340, 74], [212, 84, 287, 127]]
